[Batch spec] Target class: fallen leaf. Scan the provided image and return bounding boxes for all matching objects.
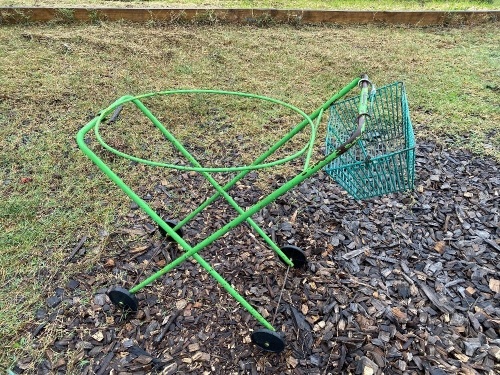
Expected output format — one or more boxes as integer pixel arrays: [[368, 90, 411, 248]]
[[130, 245, 149, 254]]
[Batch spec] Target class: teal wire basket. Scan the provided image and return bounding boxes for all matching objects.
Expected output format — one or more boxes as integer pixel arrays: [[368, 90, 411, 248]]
[[324, 82, 416, 200]]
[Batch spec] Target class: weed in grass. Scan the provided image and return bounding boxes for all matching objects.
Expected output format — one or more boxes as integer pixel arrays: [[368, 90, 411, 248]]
[[53, 8, 76, 24], [252, 12, 276, 27], [0, 8, 30, 24], [175, 63, 194, 74], [194, 9, 220, 25], [87, 9, 107, 25]]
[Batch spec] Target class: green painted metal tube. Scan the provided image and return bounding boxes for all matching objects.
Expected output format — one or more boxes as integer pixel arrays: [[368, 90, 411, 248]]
[[176, 77, 360, 229], [126, 77, 371, 296], [303, 107, 324, 170], [76, 119, 275, 331], [93, 90, 316, 173], [130, 98, 295, 267]]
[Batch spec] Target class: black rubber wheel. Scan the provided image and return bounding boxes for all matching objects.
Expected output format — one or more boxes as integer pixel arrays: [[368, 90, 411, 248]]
[[107, 286, 139, 312], [279, 245, 307, 269], [251, 329, 286, 353], [158, 219, 183, 239]]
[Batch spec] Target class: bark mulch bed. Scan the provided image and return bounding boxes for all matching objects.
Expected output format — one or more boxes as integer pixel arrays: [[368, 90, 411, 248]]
[[15, 141, 499, 374]]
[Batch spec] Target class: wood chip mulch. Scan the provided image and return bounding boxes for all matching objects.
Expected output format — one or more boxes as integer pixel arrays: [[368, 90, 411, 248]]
[[15, 141, 499, 375]]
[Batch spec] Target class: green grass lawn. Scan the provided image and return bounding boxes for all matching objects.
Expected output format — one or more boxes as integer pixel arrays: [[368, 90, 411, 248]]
[[1, 0, 499, 9], [0, 20, 499, 370]]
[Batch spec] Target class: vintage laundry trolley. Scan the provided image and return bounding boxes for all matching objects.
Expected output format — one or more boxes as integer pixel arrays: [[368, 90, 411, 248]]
[[77, 75, 415, 352]]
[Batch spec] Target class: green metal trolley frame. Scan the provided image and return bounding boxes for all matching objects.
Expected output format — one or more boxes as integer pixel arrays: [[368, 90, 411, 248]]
[[77, 75, 376, 352]]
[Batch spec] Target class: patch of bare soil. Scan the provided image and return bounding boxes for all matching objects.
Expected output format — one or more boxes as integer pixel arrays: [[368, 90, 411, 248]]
[[14, 141, 499, 374]]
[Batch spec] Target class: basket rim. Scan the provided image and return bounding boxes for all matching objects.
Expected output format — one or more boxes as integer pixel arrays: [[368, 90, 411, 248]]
[[330, 81, 406, 107]]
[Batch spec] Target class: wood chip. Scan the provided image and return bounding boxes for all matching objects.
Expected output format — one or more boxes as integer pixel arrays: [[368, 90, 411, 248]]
[[301, 304, 309, 315], [417, 281, 455, 314], [342, 248, 367, 260], [192, 351, 210, 361], [391, 307, 408, 322], [161, 362, 177, 375], [356, 356, 379, 375], [488, 278, 499, 293], [434, 240, 446, 253], [91, 331, 104, 342], [286, 356, 299, 368], [175, 299, 187, 310]]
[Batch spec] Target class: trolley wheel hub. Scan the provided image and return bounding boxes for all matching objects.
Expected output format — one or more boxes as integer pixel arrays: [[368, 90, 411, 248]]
[[280, 245, 307, 269], [107, 286, 139, 312], [158, 218, 183, 238], [251, 329, 285, 353]]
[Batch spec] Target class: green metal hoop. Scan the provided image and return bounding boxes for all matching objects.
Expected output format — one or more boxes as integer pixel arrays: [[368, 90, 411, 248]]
[[94, 89, 317, 173]]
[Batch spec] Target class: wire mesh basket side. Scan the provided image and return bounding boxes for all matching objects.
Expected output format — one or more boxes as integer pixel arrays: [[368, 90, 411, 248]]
[[324, 82, 416, 200]]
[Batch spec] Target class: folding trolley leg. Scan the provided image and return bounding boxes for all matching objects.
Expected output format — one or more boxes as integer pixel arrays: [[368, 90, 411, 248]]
[[131, 98, 300, 268], [75, 146, 283, 346], [78, 127, 288, 353]]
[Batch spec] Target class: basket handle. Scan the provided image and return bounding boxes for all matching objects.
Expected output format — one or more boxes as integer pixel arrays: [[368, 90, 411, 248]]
[[334, 74, 371, 156]]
